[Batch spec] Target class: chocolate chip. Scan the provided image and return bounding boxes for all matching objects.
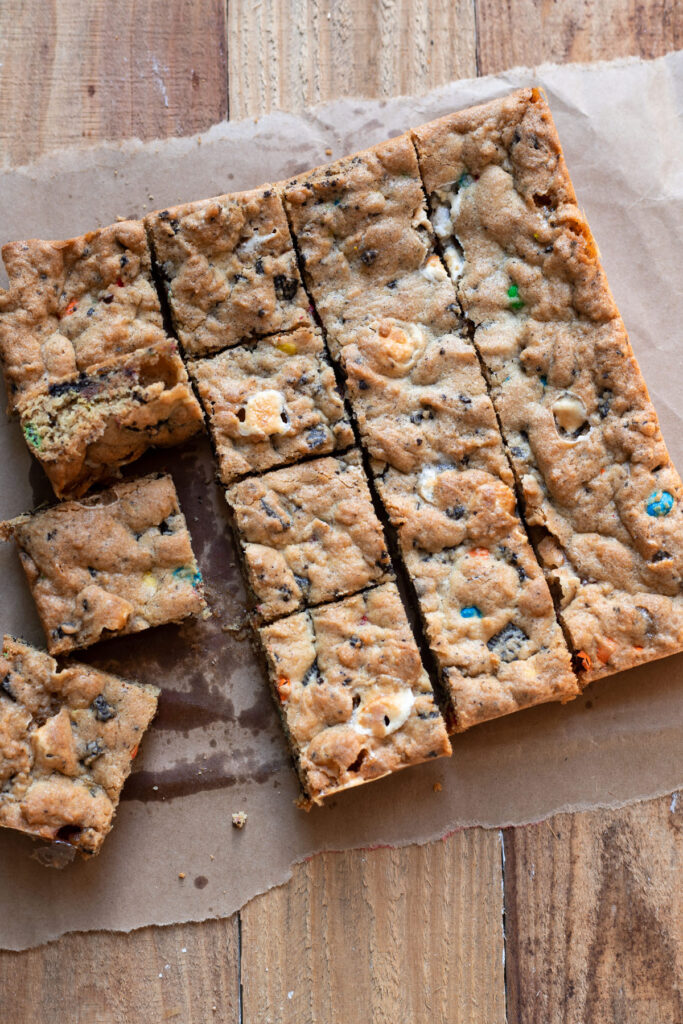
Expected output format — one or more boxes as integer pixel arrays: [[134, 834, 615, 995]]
[[306, 425, 327, 449], [82, 739, 105, 766], [91, 695, 116, 722], [1, 674, 16, 701], [445, 505, 465, 520], [360, 249, 378, 265], [273, 275, 298, 301], [255, 258, 264, 275]]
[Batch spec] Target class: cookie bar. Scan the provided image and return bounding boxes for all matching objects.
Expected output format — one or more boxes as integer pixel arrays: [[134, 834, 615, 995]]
[[146, 187, 312, 357], [189, 325, 354, 485], [413, 89, 683, 682], [281, 132, 577, 723], [0, 636, 158, 857], [0, 221, 167, 413], [2, 474, 205, 654], [376, 467, 578, 730], [226, 451, 391, 622], [19, 340, 203, 499], [282, 133, 457, 357], [258, 582, 451, 804]]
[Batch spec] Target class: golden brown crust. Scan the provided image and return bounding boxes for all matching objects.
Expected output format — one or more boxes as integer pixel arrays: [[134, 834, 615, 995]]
[[227, 451, 392, 622], [5, 474, 205, 654], [413, 88, 683, 682], [259, 583, 451, 804], [146, 187, 312, 356], [19, 341, 203, 499], [189, 325, 354, 484], [0, 221, 166, 413], [0, 636, 158, 857]]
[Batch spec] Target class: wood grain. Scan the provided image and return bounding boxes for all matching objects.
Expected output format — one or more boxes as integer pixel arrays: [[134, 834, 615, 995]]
[[240, 829, 506, 1024], [504, 792, 683, 1024], [227, 0, 477, 120], [476, 0, 682, 74], [0, 916, 240, 1024], [0, 0, 228, 167]]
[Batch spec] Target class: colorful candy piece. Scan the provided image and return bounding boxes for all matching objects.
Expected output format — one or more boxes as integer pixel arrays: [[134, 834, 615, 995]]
[[646, 490, 674, 517]]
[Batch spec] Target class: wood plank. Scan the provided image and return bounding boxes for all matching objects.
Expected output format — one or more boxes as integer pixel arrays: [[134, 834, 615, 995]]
[[227, 0, 477, 120], [0, 0, 228, 167], [241, 829, 506, 1024], [504, 792, 683, 1023], [0, 916, 240, 1024], [475, 0, 682, 75]]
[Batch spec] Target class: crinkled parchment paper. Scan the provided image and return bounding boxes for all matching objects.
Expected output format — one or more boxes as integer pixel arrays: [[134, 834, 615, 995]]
[[0, 52, 681, 950]]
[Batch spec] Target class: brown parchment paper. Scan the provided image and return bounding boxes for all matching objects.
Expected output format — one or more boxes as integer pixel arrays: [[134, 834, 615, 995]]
[[0, 53, 682, 951]]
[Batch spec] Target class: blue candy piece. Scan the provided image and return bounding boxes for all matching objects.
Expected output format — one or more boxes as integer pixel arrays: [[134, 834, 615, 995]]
[[540, 375, 547, 387], [461, 605, 482, 619], [646, 490, 674, 517]]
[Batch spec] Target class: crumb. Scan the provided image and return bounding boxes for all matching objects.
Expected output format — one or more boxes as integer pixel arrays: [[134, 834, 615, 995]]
[[232, 811, 248, 829], [178, 872, 186, 879], [433, 782, 442, 793], [325, 148, 332, 156]]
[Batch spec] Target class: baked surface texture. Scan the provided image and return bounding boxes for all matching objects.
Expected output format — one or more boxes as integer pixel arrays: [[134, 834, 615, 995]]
[[0, 221, 166, 413], [413, 88, 683, 682], [0, 635, 158, 856], [376, 467, 579, 730], [227, 450, 391, 622], [283, 133, 457, 357], [189, 325, 354, 484], [18, 340, 203, 500], [4, 474, 205, 654], [146, 187, 312, 356], [281, 131, 576, 724], [259, 583, 451, 804]]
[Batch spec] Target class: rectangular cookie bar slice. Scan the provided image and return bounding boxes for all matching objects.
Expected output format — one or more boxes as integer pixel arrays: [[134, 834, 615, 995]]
[[19, 340, 203, 500], [226, 450, 391, 622], [2, 473, 206, 655], [0, 636, 158, 857], [259, 582, 451, 804], [376, 467, 578, 730], [146, 187, 312, 357], [282, 132, 457, 357], [189, 325, 354, 485], [413, 89, 683, 683], [0, 220, 168, 413]]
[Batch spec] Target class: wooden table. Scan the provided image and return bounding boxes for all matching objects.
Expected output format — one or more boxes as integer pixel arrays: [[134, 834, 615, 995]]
[[0, 3, 681, 1021]]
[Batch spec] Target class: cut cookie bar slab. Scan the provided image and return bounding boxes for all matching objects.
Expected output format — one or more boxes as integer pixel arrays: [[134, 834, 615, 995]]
[[282, 132, 457, 357], [414, 89, 683, 682], [227, 451, 391, 622], [0, 636, 158, 857], [146, 187, 312, 357], [189, 325, 354, 485], [259, 582, 451, 805], [2, 474, 205, 655], [376, 467, 578, 730], [19, 340, 203, 500], [0, 221, 167, 413]]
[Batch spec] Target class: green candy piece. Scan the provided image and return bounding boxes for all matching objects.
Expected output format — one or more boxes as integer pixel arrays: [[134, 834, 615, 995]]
[[507, 283, 524, 310], [23, 422, 42, 449]]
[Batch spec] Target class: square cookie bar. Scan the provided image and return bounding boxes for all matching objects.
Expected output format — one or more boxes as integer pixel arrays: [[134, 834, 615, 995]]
[[19, 340, 203, 499], [282, 132, 458, 355], [3, 474, 205, 654], [0, 220, 167, 413], [376, 467, 578, 730], [227, 450, 391, 622], [146, 187, 312, 356], [0, 636, 158, 857], [189, 325, 354, 485], [413, 88, 683, 682], [259, 582, 451, 804]]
